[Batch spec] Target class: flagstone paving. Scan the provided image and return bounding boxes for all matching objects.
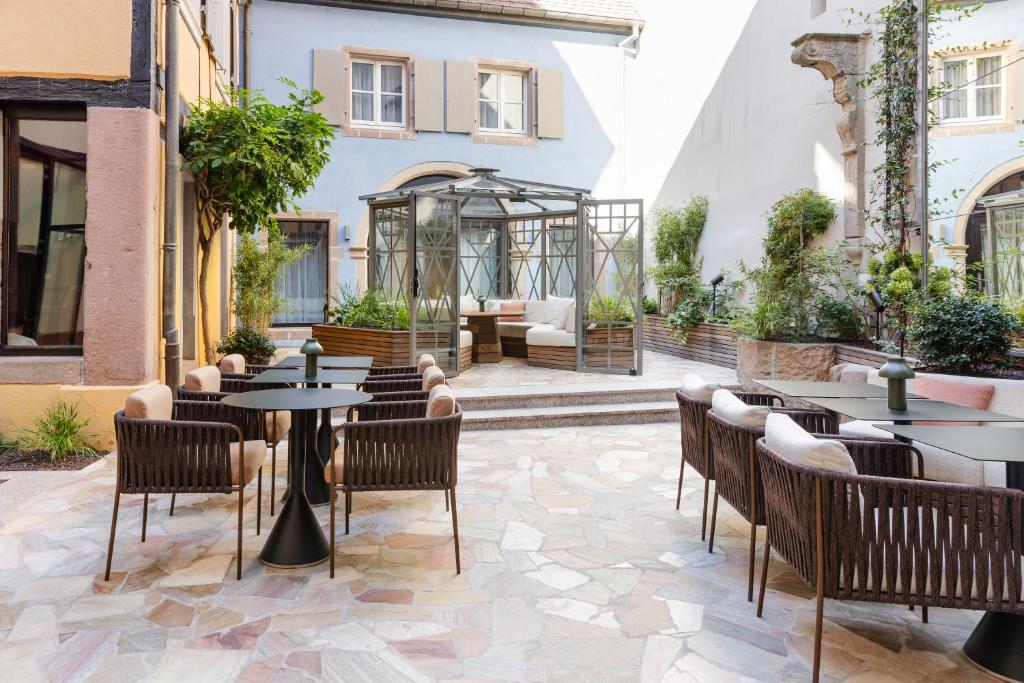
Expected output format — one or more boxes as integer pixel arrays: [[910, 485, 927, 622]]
[[0, 422, 1000, 682]]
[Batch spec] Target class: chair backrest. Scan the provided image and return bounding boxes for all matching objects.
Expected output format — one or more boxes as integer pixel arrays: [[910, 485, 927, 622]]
[[184, 365, 221, 393], [756, 439, 1024, 612], [219, 353, 246, 374], [676, 391, 713, 477], [125, 384, 173, 421]]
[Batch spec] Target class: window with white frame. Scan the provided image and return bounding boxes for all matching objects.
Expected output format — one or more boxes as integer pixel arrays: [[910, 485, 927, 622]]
[[939, 52, 1006, 123], [478, 69, 526, 135], [350, 59, 406, 128]]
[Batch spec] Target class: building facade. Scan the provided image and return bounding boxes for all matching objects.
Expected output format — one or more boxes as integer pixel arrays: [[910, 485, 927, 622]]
[[0, 0, 240, 445]]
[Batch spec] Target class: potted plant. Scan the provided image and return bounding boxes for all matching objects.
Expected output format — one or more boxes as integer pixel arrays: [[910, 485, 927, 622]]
[[312, 289, 412, 366]]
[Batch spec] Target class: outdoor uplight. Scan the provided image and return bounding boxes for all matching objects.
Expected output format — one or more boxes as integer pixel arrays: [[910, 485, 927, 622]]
[[867, 290, 885, 339], [709, 274, 725, 317]]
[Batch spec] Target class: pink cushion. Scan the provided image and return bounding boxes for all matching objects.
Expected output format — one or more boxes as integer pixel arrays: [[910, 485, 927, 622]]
[[416, 354, 436, 373], [497, 302, 526, 322], [125, 384, 173, 421], [219, 354, 246, 374], [184, 365, 221, 392], [426, 384, 456, 418], [914, 376, 994, 426], [422, 365, 445, 391]]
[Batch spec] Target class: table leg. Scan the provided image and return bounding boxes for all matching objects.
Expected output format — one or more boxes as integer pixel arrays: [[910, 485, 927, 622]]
[[258, 408, 329, 568], [308, 382, 335, 506]]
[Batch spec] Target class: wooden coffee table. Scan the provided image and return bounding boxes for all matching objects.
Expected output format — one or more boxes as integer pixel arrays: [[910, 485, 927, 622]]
[[463, 311, 503, 363]]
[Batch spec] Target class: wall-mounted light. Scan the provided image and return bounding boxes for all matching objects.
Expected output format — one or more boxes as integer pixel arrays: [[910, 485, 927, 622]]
[[343, 224, 351, 241]]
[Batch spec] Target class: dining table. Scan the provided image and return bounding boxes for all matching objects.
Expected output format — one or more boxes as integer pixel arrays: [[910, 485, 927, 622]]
[[798, 397, 1024, 427], [222, 388, 371, 568], [876, 424, 1024, 682], [753, 379, 924, 400], [249, 367, 369, 505], [274, 355, 373, 369]]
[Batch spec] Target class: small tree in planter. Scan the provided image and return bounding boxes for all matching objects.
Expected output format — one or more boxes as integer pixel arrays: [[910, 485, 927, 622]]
[[216, 326, 278, 366], [233, 232, 310, 333], [647, 197, 708, 314], [183, 80, 334, 362]]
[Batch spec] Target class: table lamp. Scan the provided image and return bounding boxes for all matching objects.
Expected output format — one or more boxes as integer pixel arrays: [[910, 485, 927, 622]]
[[300, 337, 323, 379], [477, 295, 486, 312], [878, 355, 915, 411]]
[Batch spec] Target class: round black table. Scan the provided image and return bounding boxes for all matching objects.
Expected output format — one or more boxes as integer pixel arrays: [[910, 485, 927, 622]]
[[222, 388, 371, 568]]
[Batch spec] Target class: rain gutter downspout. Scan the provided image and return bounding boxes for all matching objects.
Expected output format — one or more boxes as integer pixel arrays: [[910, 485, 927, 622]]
[[163, 0, 181, 391], [243, 0, 254, 89]]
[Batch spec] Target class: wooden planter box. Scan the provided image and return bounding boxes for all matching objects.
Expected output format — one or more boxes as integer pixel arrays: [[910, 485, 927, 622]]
[[528, 326, 636, 371], [736, 338, 836, 382], [642, 316, 737, 369], [312, 324, 410, 367]]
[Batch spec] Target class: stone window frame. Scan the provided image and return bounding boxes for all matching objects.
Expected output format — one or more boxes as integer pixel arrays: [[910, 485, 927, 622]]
[[269, 211, 340, 335], [471, 57, 539, 147], [932, 40, 1019, 137], [341, 46, 417, 141]]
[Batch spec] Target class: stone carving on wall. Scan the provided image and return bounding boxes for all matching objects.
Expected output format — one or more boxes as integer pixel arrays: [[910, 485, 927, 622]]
[[791, 32, 870, 240]]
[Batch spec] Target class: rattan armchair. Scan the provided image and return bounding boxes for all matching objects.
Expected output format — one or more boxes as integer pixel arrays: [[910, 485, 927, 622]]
[[675, 390, 784, 540], [705, 407, 839, 602], [359, 377, 424, 393], [327, 399, 463, 577], [367, 365, 420, 376], [754, 438, 1005, 683], [105, 389, 266, 582]]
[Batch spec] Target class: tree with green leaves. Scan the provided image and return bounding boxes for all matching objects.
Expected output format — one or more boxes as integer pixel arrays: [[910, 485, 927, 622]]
[[182, 79, 334, 362], [233, 232, 310, 334]]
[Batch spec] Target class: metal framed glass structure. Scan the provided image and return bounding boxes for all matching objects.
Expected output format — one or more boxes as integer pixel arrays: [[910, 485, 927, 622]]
[[978, 189, 1024, 297], [362, 168, 643, 375]]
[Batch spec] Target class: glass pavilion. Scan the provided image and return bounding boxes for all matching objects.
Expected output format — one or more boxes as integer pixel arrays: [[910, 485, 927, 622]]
[[360, 169, 644, 376]]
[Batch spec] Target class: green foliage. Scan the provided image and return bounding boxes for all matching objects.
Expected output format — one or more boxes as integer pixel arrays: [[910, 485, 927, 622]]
[[866, 246, 957, 333], [908, 295, 1020, 373], [216, 326, 277, 365], [647, 198, 709, 311], [730, 302, 784, 342], [665, 276, 741, 341], [642, 296, 659, 315], [0, 432, 18, 454], [18, 402, 97, 463], [587, 294, 636, 324], [330, 288, 411, 331], [233, 233, 310, 333]]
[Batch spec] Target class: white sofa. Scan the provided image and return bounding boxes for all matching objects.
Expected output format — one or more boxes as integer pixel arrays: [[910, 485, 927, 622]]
[[459, 296, 576, 359], [833, 365, 1024, 487]]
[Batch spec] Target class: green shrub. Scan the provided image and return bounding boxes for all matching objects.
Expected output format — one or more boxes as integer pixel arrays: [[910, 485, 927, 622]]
[[642, 296, 659, 315], [19, 402, 97, 463], [233, 232, 310, 333], [216, 326, 277, 365], [665, 276, 741, 341], [647, 197, 709, 310], [908, 295, 1020, 373], [587, 293, 636, 324], [330, 288, 411, 330]]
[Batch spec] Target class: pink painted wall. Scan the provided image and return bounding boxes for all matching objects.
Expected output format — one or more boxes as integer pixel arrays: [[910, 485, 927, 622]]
[[83, 107, 160, 386]]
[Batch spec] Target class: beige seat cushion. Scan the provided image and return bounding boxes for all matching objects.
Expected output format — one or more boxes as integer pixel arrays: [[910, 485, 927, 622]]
[[565, 303, 577, 334], [525, 325, 575, 347], [219, 354, 246, 374], [324, 448, 346, 485], [417, 354, 436, 373], [229, 440, 266, 486], [765, 413, 856, 474], [264, 410, 291, 443], [711, 389, 771, 428], [427, 384, 456, 418], [496, 321, 536, 339], [829, 362, 870, 384], [681, 373, 721, 402], [459, 329, 473, 349], [125, 384, 173, 421], [423, 365, 446, 391], [185, 365, 221, 392]]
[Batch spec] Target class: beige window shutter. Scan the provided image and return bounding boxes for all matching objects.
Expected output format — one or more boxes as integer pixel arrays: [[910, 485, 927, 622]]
[[537, 68, 564, 139], [1015, 55, 1024, 121], [312, 49, 344, 127], [414, 59, 444, 132], [446, 61, 476, 134]]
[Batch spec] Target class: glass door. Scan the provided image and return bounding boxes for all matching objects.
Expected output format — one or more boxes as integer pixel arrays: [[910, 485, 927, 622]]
[[577, 200, 644, 375], [411, 195, 461, 375]]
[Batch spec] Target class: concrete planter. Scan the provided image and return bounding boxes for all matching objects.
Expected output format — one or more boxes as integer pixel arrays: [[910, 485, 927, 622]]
[[736, 338, 836, 382]]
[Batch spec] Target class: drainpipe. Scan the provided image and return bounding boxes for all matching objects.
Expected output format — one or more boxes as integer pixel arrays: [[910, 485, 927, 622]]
[[918, 0, 929, 292], [242, 0, 254, 89], [163, 0, 182, 391]]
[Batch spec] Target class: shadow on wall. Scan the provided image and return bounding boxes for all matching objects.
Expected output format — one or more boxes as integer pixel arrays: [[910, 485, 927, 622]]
[[647, 0, 850, 283]]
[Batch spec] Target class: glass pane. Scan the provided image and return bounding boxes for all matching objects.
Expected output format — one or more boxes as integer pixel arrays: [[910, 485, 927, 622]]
[[508, 219, 543, 300], [479, 72, 498, 101], [977, 56, 1002, 86], [51, 163, 86, 225], [942, 60, 967, 118], [274, 221, 328, 325], [380, 64, 403, 94], [414, 197, 459, 374], [460, 219, 501, 298], [17, 159, 44, 253], [36, 230, 85, 345], [372, 204, 410, 298], [381, 94, 403, 124], [547, 217, 577, 298], [352, 92, 374, 121], [502, 72, 523, 104], [991, 205, 1024, 296], [503, 103, 524, 132], [480, 101, 499, 129], [977, 85, 1000, 117], [352, 62, 374, 91]]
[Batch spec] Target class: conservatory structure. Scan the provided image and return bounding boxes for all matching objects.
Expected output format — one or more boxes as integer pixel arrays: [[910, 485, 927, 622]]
[[360, 168, 644, 376]]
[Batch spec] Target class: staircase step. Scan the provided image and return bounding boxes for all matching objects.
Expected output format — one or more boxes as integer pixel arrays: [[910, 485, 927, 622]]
[[451, 380, 680, 411], [460, 401, 678, 431]]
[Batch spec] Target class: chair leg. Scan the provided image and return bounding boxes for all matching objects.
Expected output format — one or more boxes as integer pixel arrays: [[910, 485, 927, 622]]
[[256, 467, 262, 536], [445, 488, 450, 512], [141, 493, 149, 542], [812, 576, 824, 683], [329, 487, 336, 579], [104, 491, 121, 582], [345, 491, 351, 535], [676, 459, 685, 510], [747, 520, 757, 603], [922, 605, 928, 624], [169, 493, 176, 517], [707, 490, 719, 554], [450, 486, 461, 575], [757, 537, 771, 617], [236, 486, 244, 581], [701, 477, 711, 541], [270, 441, 277, 517]]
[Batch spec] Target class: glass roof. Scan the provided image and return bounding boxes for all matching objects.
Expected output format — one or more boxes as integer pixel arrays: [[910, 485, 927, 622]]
[[978, 189, 1024, 209], [360, 168, 589, 217]]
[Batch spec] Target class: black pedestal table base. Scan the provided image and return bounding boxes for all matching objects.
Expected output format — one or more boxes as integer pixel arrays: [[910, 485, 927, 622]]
[[964, 612, 1024, 682]]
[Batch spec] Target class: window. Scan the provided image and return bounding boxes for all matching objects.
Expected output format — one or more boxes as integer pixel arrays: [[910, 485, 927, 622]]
[[940, 53, 1005, 123], [478, 69, 526, 135], [351, 59, 406, 128], [273, 221, 329, 326], [2, 109, 88, 353]]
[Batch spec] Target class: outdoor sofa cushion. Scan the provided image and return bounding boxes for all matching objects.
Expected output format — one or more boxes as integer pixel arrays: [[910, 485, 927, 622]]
[[125, 384, 173, 421], [526, 325, 576, 347], [680, 373, 721, 402], [497, 321, 536, 339], [459, 330, 473, 349], [829, 362, 870, 383], [565, 303, 577, 334], [423, 366, 446, 391], [417, 354, 436, 373], [711, 389, 771, 428], [185, 365, 221, 392], [525, 297, 573, 328], [913, 376, 994, 426], [765, 413, 856, 475], [219, 354, 246, 374], [427, 384, 456, 418], [498, 302, 526, 322], [229, 440, 266, 486]]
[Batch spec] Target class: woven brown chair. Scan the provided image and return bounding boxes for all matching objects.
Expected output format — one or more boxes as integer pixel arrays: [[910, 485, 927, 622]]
[[105, 385, 267, 582], [753, 438, 1010, 682], [675, 390, 784, 539], [706, 407, 839, 602], [327, 399, 463, 577], [368, 365, 420, 376], [360, 377, 424, 393]]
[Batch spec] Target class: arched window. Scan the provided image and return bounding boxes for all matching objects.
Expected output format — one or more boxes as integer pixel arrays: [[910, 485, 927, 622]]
[[965, 171, 1024, 294]]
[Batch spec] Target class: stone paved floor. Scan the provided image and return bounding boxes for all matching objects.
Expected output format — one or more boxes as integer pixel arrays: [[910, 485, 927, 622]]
[[0, 422, 999, 682]]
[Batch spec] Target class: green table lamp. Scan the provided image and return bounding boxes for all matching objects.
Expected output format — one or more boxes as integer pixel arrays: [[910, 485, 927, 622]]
[[878, 355, 915, 411]]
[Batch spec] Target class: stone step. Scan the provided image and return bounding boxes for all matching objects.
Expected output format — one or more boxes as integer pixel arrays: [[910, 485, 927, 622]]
[[459, 400, 679, 431], [451, 380, 680, 411]]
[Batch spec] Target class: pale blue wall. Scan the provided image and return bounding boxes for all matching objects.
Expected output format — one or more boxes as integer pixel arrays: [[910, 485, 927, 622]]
[[250, 0, 623, 293]]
